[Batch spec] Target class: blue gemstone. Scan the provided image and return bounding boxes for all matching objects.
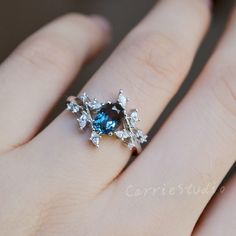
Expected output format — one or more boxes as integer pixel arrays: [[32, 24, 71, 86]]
[[93, 103, 124, 135]]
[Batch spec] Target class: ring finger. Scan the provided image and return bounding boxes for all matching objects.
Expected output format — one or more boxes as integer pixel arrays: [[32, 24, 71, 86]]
[[27, 0, 212, 192]]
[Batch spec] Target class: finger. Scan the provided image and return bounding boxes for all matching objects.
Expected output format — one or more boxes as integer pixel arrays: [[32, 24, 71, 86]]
[[0, 13, 110, 153], [192, 172, 236, 236], [29, 0, 211, 195], [112, 7, 236, 235]]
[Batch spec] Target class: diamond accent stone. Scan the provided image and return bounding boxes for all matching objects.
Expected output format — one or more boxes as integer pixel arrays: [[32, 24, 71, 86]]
[[135, 130, 148, 143], [118, 91, 128, 108], [130, 110, 139, 127], [66, 102, 80, 113], [115, 130, 130, 139], [77, 114, 87, 129], [88, 99, 102, 110], [90, 131, 100, 147], [128, 142, 135, 150], [79, 92, 88, 103]]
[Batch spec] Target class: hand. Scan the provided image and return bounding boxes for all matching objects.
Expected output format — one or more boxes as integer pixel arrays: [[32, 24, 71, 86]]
[[0, 0, 235, 235]]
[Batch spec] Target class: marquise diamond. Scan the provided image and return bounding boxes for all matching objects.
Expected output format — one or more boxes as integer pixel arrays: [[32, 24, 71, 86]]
[[90, 131, 100, 147], [136, 130, 148, 143], [118, 91, 128, 108], [130, 110, 139, 127], [88, 99, 102, 110], [115, 130, 130, 139], [67, 102, 80, 113], [77, 114, 87, 129]]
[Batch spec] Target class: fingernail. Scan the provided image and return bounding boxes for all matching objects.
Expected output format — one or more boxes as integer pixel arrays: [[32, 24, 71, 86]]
[[90, 14, 111, 33]]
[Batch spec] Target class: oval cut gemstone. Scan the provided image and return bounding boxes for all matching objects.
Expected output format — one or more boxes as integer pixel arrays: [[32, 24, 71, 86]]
[[93, 103, 124, 135]]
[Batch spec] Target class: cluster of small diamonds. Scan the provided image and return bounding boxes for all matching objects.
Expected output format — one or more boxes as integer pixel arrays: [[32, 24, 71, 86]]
[[66, 90, 147, 150]]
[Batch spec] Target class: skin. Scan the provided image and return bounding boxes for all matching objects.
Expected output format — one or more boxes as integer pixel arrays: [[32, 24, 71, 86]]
[[0, 0, 235, 235]]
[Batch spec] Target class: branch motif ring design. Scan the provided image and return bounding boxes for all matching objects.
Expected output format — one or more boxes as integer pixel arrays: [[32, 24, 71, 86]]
[[66, 90, 147, 153]]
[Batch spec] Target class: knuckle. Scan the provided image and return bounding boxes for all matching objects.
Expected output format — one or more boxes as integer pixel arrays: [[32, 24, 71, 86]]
[[122, 31, 190, 88]]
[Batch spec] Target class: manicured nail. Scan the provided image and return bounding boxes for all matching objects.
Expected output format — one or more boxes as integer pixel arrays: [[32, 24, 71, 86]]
[[90, 14, 111, 33]]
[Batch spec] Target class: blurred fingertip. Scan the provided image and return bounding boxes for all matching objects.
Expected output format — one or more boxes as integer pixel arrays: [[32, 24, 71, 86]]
[[90, 14, 112, 34]]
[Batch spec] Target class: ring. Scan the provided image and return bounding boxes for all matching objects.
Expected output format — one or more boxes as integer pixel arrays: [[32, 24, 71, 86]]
[[66, 90, 147, 153]]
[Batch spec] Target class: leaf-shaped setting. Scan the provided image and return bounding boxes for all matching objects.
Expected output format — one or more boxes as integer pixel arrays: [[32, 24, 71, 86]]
[[90, 131, 100, 147], [88, 99, 102, 110], [135, 129, 148, 143], [79, 92, 88, 103], [130, 110, 139, 127], [118, 90, 128, 108], [77, 114, 88, 129], [66, 101, 80, 113], [115, 130, 130, 140]]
